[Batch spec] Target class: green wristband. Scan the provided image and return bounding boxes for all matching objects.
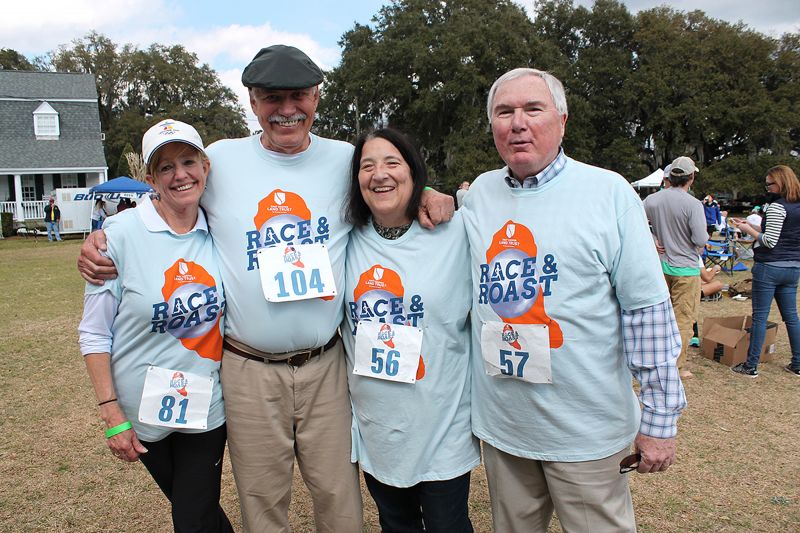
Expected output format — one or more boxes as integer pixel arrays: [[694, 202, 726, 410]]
[[105, 421, 132, 439], [424, 186, 433, 191]]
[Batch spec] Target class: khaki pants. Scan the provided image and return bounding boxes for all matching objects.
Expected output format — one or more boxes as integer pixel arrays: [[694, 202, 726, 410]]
[[664, 274, 700, 369], [221, 340, 362, 533], [483, 443, 635, 533]]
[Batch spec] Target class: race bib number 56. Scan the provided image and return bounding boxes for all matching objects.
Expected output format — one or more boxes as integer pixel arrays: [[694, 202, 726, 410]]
[[353, 321, 423, 384], [480, 322, 552, 383]]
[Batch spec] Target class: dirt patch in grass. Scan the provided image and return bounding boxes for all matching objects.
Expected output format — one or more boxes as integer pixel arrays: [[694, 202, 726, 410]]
[[0, 239, 797, 532]]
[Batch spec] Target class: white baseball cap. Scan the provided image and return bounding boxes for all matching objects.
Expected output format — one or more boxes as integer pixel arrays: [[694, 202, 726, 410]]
[[142, 119, 205, 165]]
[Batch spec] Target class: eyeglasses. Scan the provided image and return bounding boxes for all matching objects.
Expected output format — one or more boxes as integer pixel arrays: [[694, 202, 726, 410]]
[[619, 452, 641, 474], [765, 181, 777, 190]]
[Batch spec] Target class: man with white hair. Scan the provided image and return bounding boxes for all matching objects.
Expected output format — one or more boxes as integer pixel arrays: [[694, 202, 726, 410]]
[[461, 68, 686, 532]]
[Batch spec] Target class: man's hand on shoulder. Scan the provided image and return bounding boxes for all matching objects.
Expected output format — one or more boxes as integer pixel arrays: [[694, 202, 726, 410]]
[[77, 230, 118, 285], [634, 433, 676, 473], [418, 188, 454, 230]]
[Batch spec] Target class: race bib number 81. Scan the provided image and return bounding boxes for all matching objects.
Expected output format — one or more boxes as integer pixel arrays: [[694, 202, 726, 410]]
[[258, 243, 337, 302], [480, 322, 552, 383], [138, 366, 213, 429]]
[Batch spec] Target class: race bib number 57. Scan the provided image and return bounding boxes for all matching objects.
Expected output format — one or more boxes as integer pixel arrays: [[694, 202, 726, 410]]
[[480, 322, 552, 383]]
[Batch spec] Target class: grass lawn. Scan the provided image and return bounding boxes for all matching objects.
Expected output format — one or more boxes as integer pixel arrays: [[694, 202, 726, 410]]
[[0, 237, 797, 532]]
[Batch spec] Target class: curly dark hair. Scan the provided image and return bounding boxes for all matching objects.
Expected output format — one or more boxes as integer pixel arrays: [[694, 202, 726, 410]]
[[345, 128, 428, 227]]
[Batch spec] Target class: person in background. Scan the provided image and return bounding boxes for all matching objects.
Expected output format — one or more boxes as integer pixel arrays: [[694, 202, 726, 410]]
[[91, 198, 108, 232], [703, 195, 721, 237], [746, 205, 763, 229], [78, 119, 233, 532], [43, 197, 62, 242], [343, 128, 479, 532], [731, 165, 800, 378], [456, 180, 470, 208], [644, 156, 708, 379], [688, 263, 725, 347]]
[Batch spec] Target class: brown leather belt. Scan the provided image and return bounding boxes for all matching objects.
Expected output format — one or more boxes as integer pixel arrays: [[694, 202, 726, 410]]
[[223, 332, 340, 367]]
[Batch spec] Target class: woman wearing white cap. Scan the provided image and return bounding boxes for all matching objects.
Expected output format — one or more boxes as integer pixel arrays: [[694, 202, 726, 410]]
[[78, 119, 233, 532]]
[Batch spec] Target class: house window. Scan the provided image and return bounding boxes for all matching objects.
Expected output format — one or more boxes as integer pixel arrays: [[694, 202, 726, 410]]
[[33, 102, 60, 139], [21, 177, 36, 201], [61, 173, 78, 188]]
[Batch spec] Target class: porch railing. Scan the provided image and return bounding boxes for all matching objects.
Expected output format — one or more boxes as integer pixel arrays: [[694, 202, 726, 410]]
[[0, 201, 49, 221]]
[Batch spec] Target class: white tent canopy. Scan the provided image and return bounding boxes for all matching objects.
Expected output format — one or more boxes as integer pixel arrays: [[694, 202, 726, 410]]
[[632, 168, 665, 189]]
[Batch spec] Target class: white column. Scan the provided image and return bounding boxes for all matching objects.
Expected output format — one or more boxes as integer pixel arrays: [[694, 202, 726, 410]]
[[13, 174, 22, 221]]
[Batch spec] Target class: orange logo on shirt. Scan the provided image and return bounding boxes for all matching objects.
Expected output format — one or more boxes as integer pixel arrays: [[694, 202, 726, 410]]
[[350, 264, 425, 380], [150, 259, 225, 361], [481, 221, 562, 348]]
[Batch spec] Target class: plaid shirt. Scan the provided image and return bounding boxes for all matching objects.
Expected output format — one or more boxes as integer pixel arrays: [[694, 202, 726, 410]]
[[504, 150, 686, 438], [622, 298, 686, 438], [504, 148, 567, 189]]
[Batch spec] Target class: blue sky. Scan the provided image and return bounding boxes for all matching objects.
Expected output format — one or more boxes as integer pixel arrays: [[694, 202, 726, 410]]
[[3, 0, 798, 130]]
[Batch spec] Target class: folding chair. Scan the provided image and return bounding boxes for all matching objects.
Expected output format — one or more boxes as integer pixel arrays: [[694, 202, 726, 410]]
[[704, 239, 735, 276]]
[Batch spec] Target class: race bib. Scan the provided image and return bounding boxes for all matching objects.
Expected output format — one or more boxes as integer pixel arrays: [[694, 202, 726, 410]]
[[480, 322, 552, 383], [138, 366, 213, 429], [257, 243, 337, 302], [353, 321, 423, 384]]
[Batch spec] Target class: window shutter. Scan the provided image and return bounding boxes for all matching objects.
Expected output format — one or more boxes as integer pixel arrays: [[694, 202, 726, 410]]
[[35, 175, 44, 200]]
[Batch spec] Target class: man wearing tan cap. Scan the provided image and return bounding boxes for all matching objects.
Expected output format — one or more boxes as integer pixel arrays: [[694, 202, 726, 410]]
[[78, 45, 454, 532], [644, 155, 708, 379]]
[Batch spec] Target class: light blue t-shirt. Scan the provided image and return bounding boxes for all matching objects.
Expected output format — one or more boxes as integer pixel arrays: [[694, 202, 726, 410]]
[[85, 198, 226, 442], [342, 215, 480, 487], [203, 134, 353, 352], [461, 158, 669, 461]]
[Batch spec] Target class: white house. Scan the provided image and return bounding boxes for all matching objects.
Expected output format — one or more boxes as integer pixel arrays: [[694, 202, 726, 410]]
[[0, 70, 108, 224]]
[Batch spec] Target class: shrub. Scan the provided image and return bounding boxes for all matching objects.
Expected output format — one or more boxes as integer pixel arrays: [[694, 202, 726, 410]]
[[1, 212, 12, 237]]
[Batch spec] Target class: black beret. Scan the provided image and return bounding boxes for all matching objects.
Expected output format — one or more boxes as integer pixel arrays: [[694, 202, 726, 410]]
[[241, 45, 323, 90]]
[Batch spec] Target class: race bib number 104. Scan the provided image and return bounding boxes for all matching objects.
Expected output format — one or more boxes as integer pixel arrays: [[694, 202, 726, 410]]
[[257, 243, 337, 302], [480, 322, 552, 384]]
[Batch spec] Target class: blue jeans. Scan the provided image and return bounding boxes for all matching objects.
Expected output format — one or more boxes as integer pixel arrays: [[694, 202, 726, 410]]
[[364, 471, 473, 533], [45, 221, 61, 241], [747, 262, 800, 369]]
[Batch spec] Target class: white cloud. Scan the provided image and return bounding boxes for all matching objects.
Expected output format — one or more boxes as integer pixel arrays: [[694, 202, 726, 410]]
[[182, 23, 340, 70], [1, 0, 171, 53], [218, 67, 260, 132]]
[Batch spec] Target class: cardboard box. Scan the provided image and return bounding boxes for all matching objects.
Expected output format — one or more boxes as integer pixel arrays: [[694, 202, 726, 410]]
[[701, 315, 778, 367]]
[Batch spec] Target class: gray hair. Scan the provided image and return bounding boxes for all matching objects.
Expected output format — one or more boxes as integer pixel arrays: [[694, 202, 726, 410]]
[[486, 68, 568, 121]]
